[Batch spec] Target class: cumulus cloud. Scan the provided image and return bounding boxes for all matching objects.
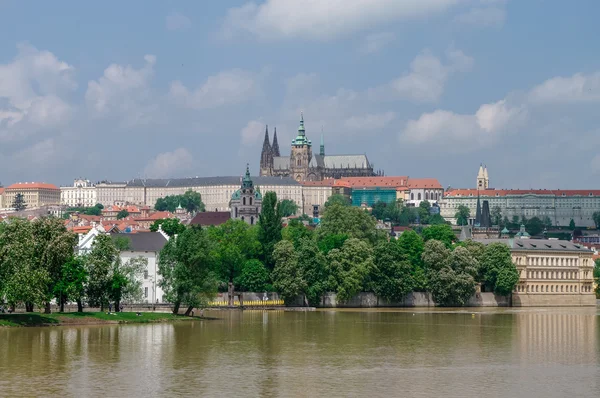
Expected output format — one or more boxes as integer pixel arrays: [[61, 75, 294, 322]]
[[0, 43, 76, 140], [454, 6, 506, 28], [528, 72, 600, 104], [358, 32, 396, 54], [240, 120, 265, 146], [169, 69, 260, 110], [166, 12, 191, 31], [222, 0, 461, 41], [144, 148, 194, 178], [371, 48, 473, 103], [85, 55, 157, 126], [401, 99, 526, 151], [344, 112, 396, 131]]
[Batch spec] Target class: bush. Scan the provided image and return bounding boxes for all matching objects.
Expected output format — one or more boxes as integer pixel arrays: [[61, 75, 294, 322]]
[[235, 259, 271, 292]]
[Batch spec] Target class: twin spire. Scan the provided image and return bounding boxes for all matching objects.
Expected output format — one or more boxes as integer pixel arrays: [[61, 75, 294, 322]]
[[261, 125, 280, 157]]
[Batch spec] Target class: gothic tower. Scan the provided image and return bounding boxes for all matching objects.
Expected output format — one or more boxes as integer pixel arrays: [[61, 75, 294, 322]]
[[289, 113, 312, 182], [476, 164, 489, 189], [320, 130, 325, 156], [260, 125, 273, 176], [272, 127, 280, 157]]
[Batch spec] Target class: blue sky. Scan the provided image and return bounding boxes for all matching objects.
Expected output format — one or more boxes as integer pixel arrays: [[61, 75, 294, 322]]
[[1, 0, 599, 189]]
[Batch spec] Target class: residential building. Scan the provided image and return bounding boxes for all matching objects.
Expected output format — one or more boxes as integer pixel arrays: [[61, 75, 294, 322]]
[[96, 181, 127, 207], [475, 238, 596, 306], [0, 187, 4, 209], [230, 166, 262, 225], [259, 114, 379, 181], [189, 211, 231, 227], [300, 179, 337, 215], [3, 182, 61, 209], [60, 179, 97, 207]]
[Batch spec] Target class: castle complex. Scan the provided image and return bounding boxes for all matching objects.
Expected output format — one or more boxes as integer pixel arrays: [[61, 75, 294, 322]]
[[259, 114, 378, 182]]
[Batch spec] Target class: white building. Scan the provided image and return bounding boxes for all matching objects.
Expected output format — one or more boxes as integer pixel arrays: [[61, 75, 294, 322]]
[[61, 179, 97, 207]]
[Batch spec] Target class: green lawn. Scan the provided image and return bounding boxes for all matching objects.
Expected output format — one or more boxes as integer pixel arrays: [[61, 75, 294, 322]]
[[0, 312, 201, 327]]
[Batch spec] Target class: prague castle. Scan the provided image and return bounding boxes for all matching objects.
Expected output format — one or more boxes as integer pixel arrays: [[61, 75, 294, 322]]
[[259, 114, 378, 182]]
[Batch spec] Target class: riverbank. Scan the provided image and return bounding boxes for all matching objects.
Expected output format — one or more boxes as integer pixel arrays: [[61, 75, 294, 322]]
[[0, 312, 207, 327]]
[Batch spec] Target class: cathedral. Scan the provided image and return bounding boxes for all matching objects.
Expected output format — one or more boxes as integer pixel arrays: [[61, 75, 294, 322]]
[[259, 114, 378, 182]]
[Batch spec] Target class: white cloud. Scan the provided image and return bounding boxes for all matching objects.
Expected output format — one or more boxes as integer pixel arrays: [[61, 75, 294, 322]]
[[144, 148, 193, 178], [85, 55, 157, 125], [454, 6, 506, 28], [401, 99, 525, 151], [0, 43, 76, 140], [166, 12, 191, 31], [528, 72, 600, 104], [169, 69, 260, 109], [372, 48, 473, 103], [222, 0, 461, 41], [358, 32, 396, 54], [344, 112, 396, 131], [240, 120, 265, 146]]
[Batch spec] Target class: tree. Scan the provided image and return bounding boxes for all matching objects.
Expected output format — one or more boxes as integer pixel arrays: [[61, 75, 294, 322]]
[[85, 234, 119, 310], [456, 240, 485, 280], [371, 201, 388, 220], [235, 259, 271, 292], [158, 225, 218, 315], [542, 216, 553, 229], [116, 209, 129, 219], [278, 199, 299, 217], [429, 214, 447, 225], [569, 219, 576, 230], [326, 238, 374, 302], [594, 259, 600, 297], [296, 237, 328, 306], [455, 205, 470, 226], [397, 230, 424, 268], [271, 240, 303, 304], [54, 256, 88, 312], [112, 256, 147, 307], [491, 206, 502, 226], [324, 194, 350, 208], [418, 200, 431, 224], [319, 203, 378, 244], [11, 193, 27, 211], [593, 212, 600, 229], [84, 204, 103, 216], [150, 218, 186, 236], [370, 241, 413, 302], [526, 216, 544, 236], [480, 242, 519, 295], [422, 224, 456, 248], [258, 191, 282, 270], [182, 190, 205, 213], [317, 233, 348, 255], [282, 218, 314, 248]]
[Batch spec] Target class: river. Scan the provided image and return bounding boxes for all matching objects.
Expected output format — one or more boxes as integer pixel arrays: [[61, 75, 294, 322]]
[[0, 308, 599, 397]]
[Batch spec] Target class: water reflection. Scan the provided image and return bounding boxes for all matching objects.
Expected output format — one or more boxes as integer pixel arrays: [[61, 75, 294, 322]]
[[0, 309, 598, 397]]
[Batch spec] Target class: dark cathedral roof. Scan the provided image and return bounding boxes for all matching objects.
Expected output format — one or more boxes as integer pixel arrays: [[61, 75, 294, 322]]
[[126, 176, 299, 188]]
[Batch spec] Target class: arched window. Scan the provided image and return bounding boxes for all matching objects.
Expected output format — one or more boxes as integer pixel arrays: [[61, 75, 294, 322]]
[[243, 197, 246, 205], [418, 193, 421, 201], [249, 197, 253, 206], [536, 285, 539, 292], [546, 285, 549, 292], [411, 193, 414, 200], [425, 192, 429, 200], [250, 216, 254, 225], [297, 159, 302, 166], [551, 285, 554, 292], [234, 207, 238, 218]]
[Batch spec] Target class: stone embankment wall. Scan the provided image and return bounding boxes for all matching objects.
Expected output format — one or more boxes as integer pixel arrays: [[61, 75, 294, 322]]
[[512, 293, 596, 307]]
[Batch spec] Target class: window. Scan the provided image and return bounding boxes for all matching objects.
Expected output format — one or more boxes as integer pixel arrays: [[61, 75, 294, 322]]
[[249, 197, 253, 206], [144, 270, 148, 279], [243, 197, 246, 205], [250, 216, 254, 225], [144, 287, 148, 298], [418, 193, 421, 201]]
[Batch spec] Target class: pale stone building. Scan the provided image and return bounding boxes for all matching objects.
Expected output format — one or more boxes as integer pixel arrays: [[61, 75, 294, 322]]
[[61, 179, 97, 207], [229, 166, 262, 225], [96, 181, 127, 207], [476, 238, 596, 306], [3, 182, 61, 209]]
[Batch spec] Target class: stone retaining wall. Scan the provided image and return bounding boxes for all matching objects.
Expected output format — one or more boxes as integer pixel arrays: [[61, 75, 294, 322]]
[[512, 293, 597, 307]]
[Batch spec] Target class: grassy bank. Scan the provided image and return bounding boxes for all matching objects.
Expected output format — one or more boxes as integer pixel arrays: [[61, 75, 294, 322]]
[[0, 312, 203, 327]]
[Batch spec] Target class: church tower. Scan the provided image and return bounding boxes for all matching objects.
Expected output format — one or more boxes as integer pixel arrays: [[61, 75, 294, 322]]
[[272, 127, 280, 157], [260, 125, 273, 176], [320, 130, 325, 156], [476, 164, 489, 190], [289, 113, 312, 182]]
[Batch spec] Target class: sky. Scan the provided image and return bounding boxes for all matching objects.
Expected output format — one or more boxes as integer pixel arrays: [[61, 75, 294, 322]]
[[1, 0, 600, 189]]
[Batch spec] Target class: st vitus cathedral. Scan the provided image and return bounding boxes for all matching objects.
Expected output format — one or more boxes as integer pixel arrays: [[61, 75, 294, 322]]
[[259, 114, 380, 182]]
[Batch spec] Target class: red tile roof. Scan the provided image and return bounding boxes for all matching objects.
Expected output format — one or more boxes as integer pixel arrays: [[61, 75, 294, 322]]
[[6, 182, 59, 190], [339, 176, 409, 188], [190, 211, 231, 226], [445, 189, 600, 197], [300, 179, 338, 187], [0, 188, 4, 195], [406, 178, 443, 189]]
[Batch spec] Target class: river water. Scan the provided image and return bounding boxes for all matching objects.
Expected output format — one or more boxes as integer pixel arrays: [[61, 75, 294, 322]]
[[0, 308, 599, 397]]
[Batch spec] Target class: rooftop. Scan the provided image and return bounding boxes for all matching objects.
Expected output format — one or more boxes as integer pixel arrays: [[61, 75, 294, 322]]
[[110, 232, 168, 252], [125, 176, 300, 188], [445, 189, 600, 198], [474, 238, 592, 253], [189, 211, 231, 226], [6, 182, 59, 190], [339, 176, 408, 188]]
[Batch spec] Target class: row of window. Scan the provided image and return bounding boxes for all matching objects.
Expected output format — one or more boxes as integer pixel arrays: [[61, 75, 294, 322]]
[[410, 192, 441, 201], [516, 284, 592, 293], [527, 270, 578, 280], [517, 257, 581, 267]]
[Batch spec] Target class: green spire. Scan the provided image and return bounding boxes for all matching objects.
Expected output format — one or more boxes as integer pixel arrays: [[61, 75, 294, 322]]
[[320, 127, 325, 156], [298, 112, 305, 136], [293, 112, 310, 146], [242, 163, 253, 188]]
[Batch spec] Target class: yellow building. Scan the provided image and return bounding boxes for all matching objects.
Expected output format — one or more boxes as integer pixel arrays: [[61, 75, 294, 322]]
[[3, 182, 61, 209], [0, 187, 4, 209]]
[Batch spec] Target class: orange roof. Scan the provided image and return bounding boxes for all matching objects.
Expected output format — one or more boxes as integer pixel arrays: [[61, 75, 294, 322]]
[[79, 215, 101, 222], [0, 188, 4, 195], [6, 182, 59, 190], [71, 226, 93, 234], [445, 189, 600, 198], [301, 179, 338, 187], [406, 178, 443, 189], [149, 211, 173, 219], [340, 176, 409, 188]]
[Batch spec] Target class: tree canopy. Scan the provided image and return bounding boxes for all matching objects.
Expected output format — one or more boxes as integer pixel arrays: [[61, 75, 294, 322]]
[[258, 191, 282, 270], [278, 199, 299, 217], [455, 205, 470, 226], [150, 218, 186, 236], [155, 190, 205, 213]]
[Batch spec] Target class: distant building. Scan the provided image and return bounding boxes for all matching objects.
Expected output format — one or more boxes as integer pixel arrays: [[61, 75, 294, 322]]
[[61, 178, 97, 207], [189, 211, 231, 227], [3, 182, 60, 209], [229, 166, 262, 225], [259, 114, 378, 182]]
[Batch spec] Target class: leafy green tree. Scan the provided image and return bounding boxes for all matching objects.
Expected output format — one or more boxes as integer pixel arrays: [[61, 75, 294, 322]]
[[593, 212, 600, 229], [116, 209, 129, 219], [85, 234, 119, 310], [526, 216, 544, 236], [456, 240, 485, 280], [370, 241, 413, 302], [418, 200, 431, 224], [271, 240, 303, 304], [324, 194, 351, 208], [317, 233, 348, 255], [569, 219, 576, 230], [326, 238, 374, 302], [371, 201, 388, 220], [235, 259, 271, 292], [296, 237, 328, 306], [282, 218, 314, 248], [594, 259, 600, 297], [114, 256, 147, 306], [150, 218, 186, 236], [258, 191, 282, 270], [422, 239, 450, 273], [455, 205, 470, 226], [422, 224, 456, 248], [53, 256, 88, 312], [491, 206, 502, 226], [155, 190, 205, 213], [480, 242, 519, 295], [278, 199, 299, 217], [542, 216, 553, 229], [158, 226, 218, 315], [384, 199, 406, 224], [428, 214, 446, 225], [319, 203, 377, 244], [397, 230, 424, 268], [12, 193, 27, 211]]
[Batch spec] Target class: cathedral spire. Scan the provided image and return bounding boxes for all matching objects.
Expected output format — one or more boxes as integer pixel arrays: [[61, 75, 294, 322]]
[[262, 125, 271, 150], [320, 127, 325, 156], [260, 125, 272, 175], [272, 127, 280, 157], [298, 112, 305, 136]]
